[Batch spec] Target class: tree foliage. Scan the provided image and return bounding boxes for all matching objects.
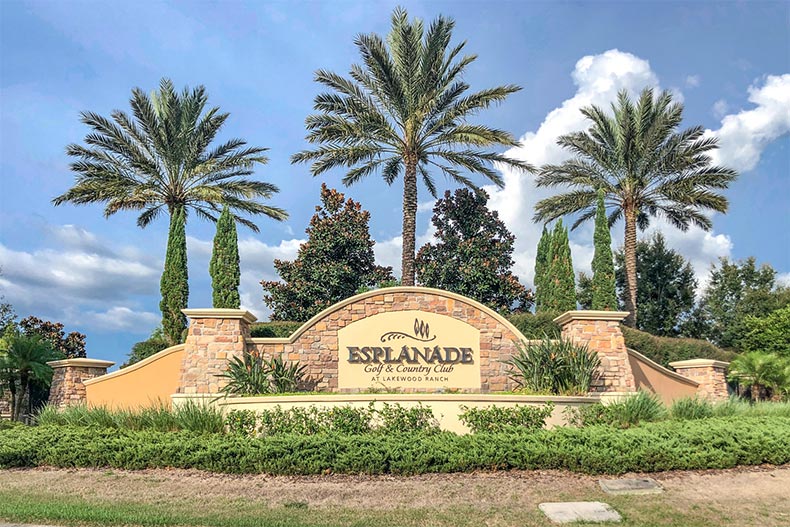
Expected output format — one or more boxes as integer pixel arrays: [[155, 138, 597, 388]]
[[53, 78, 286, 343], [615, 233, 696, 337], [737, 307, 790, 357], [160, 206, 188, 345], [533, 227, 551, 312], [210, 206, 241, 309], [18, 316, 86, 358], [590, 190, 616, 310], [292, 8, 531, 286], [415, 188, 531, 312], [534, 88, 737, 327], [541, 220, 576, 312], [690, 257, 790, 348], [0, 335, 61, 421], [262, 185, 393, 322]]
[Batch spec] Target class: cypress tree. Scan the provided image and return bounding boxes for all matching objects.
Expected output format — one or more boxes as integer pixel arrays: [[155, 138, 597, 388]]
[[210, 206, 241, 309], [591, 190, 617, 310], [160, 206, 189, 345], [546, 219, 576, 312], [534, 226, 551, 312]]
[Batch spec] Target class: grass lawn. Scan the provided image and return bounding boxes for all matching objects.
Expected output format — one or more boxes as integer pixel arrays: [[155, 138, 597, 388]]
[[1, 466, 788, 527]]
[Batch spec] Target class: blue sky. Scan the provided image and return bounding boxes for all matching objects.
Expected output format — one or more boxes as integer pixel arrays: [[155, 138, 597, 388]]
[[1, 0, 788, 367]]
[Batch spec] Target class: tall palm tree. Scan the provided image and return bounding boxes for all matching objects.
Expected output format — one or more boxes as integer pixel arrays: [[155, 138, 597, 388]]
[[54, 79, 287, 342], [533, 88, 737, 326], [292, 8, 532, 285]]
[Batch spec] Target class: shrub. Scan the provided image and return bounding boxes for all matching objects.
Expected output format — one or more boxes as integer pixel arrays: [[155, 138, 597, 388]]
[[459, 403, 554, 433], [670, 397, 714, 420], [567, 391, 666, 428], [218, 352, 306, 396], [375, 403, 439, 434], [621, 326, 735, 367], [505, 338, 600, 395], [507, 312, 561, 339], [225, 410, 257, 436], [2, 417, 789, 475], [249, 321, 302, 338], [250, 403, 437, 436]]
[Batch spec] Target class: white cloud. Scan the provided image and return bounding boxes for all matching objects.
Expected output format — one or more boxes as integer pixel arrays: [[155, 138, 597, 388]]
[[685, 75, 701, 88], [0, 226, 161, 333], [708, 74, 790, 172], [713, 99, 729, 119], [777, 273, 790, 288]]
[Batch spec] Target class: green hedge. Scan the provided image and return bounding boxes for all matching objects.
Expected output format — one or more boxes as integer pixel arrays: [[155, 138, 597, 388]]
[[621, 326, 736, 367], [249, 321, 302, 338], [3, 417, 788, 475], [507, 312, 561, 338]]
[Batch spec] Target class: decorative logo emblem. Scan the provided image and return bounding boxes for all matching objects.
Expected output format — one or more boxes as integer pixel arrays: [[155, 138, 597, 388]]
[[380, 318, 436, 342]]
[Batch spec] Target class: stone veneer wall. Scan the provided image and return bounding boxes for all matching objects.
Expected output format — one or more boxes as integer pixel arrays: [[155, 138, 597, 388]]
[[47, 359, 114, 408], [178, 310, 254, 394], [669, 360, 730, 401], [556, 311, 637, 394], [245, 289, 525, 393]]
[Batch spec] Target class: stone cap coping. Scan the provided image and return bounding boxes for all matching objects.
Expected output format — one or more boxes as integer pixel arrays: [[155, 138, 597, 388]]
[[553, 310, 630, 325], [172, 393, 604, 405], [669, 359, 730, 369], [47, 358, 115, 369], [182, 308, 257, 324]]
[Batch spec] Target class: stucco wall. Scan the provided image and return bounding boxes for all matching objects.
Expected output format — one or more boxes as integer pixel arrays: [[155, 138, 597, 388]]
[[627, 349, 699, 404], [173, 393, 601, 434], [247, 288, 527, 393], [84, 345, 185, 408]]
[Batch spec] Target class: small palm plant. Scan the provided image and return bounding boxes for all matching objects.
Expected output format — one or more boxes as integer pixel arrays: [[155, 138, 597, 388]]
[[1, 334, 62, 421], [728, 351, 783, 401]]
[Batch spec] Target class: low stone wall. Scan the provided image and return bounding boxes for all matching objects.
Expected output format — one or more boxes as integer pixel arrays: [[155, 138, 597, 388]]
[[172, 393, 601, 434]]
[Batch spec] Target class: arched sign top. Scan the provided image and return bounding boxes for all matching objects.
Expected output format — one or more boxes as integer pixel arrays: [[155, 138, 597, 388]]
[[254, 286, 529, 345]]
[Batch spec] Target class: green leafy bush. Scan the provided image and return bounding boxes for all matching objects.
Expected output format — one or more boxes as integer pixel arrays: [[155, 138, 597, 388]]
[[2, 417, 788, 475], [249, 321, 302, 338], [459, 403, 554, 433], [507, 312, 561, 339], [670, 397, 714, 420], [566, 391, 665, 428], [505, 338, 600, 395], [225, 410, 256, 436], [621, 326, 735, 367], [375, 403, 439, 434]]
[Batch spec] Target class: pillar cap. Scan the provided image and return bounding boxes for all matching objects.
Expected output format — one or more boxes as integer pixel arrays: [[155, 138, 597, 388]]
[[553, 310, 630, 325], [182, 308, 257, 324], [669, 359, 730, 369], [47, 358, 115, 369]]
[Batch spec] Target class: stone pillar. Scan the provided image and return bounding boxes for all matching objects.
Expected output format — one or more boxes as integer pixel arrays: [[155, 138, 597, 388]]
[[669, 359, 730, 401], [554, 311, 636, 397], [178, 309, 256, 394], [46, 358, 115, 408]]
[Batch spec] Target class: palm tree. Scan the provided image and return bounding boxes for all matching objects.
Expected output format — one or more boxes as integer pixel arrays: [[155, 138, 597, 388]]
[[2, 335, 60, 421], [54, 79, 287, 342], [728, 351, 781, 401], [533, 88, 737, 326], [292, 8, 532, 285]]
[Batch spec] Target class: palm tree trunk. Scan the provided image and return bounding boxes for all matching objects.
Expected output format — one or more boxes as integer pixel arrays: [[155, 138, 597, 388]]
[[623, 207, 638, 327], [401, 156, 418, 286], [13, 373, 27, 422]]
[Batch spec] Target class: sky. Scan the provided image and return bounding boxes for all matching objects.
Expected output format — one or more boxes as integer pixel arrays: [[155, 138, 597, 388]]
[[0, 0, 788, 368]]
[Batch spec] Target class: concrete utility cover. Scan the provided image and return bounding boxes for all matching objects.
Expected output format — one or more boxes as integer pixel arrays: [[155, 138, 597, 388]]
[[599, 477, 663, 495], [539, 502, 622, 523]]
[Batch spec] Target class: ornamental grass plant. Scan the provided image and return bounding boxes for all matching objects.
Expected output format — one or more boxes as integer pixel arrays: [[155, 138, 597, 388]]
[[505, 337, 600, 395]]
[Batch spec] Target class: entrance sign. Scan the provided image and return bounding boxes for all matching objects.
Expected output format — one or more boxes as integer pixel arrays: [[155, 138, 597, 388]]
[[338, 310, 481, 390]]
